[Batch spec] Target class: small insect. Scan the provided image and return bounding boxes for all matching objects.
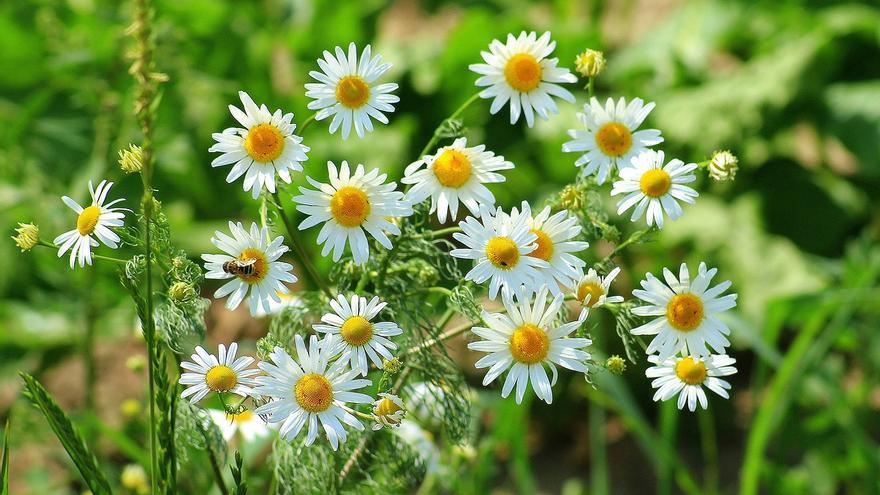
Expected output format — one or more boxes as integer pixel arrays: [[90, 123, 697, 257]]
[[222, 258, 257, 277]]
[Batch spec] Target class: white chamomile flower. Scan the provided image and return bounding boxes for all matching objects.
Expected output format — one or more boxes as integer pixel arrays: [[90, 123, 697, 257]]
[[469, 31, 576, 127], [209, 91, 309, 200], [401, 137, 513, 223], [468, 286, 590, 404], [306, 42, 399, 139], [314, 294, 404, 376], [611, 150, 698, 228], [179, 343, 259, 404], [450, 205, 548, 300], [372, 393, 406, 430], [631, 262, 737, 360], [253, 335, 373, 450], [54, 180, 126, 269], [202, 222, 298, 316], [562, 97, 663, 184], [575, 267, 624, 308], [208, 409, 274, 443], [293, 161, 413, 265], [505, 201, 589, 295], [251, 290, 302, 318], [646, 354, 737, 412]]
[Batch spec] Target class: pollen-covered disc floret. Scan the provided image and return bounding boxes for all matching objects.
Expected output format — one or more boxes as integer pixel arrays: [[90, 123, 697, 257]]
[[562, 97, 663, 184], [209, 91, 310, 199], [503, 201, 589, 295], [402, 137, 514, 223], [372, 393, 406, 430], [202, 222, 298, 316], [575, 267, 624, 308], [305, 43, 399, 140], [631, 262, 737, 360], [179, 343, 259, 404], [207, 409, 274, 443], [450, 205, 549, 300], [646, 354, 737, 411], [253, 335, 372, 450], [294, 161, 413, 265], [468, 286, 590, 404], [54, 180, 127, 269], [611, 150, 698, 229], [469, 31, 577, 127], [313, 294, 404, 376]]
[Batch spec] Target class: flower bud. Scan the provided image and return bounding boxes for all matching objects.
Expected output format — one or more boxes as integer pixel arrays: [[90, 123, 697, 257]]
[[120, 464, 149, 494], [126, 355, 146, 373], [708, 150, 739, 182], [12, 222, 39, 251], [121, 398, 142, 419], [575, 49, 606, 78], [372, 393, 406, 429], [383, 357, 402, 374], [168, 281, 195, 301], [605, 355, 627, 375], [118, 144, 144, 174], [559, 184, 583, 210]]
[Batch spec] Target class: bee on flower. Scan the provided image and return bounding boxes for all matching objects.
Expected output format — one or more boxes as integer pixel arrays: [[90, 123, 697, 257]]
[[646, 354, 737, 411], [54, 180, 127, 269], [611, 150, 698, 228]]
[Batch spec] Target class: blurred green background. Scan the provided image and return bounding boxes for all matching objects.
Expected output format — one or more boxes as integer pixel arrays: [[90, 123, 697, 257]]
[[1, 0, 879, 493]]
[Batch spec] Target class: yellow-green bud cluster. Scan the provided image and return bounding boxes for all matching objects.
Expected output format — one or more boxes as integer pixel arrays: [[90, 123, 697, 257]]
[[118, 144, 144, 173], [168, 281, 196, 301], [12, 222, 39, 251], [383, 357, 402, 374], [575, 49, 606, 78], [708, 150, 739, 182], [605, 355, 627, 375]]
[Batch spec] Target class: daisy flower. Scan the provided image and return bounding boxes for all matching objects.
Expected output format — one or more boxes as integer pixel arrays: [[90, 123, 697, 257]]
[[293, 161, 413, 265], [468, 286, 590, 404], [562, 97, 663, 184], [505, 201, 589, 295], [251, 290, 301, 318], [401, 137, 513, 223], [631, 262, 737, 360], [305, 42, 399, 139], [202, 222, 298, 316], [54, 180, 126, 269], [611, 150, 698, 228], [646, 354, 737, 412], [469, 31, 576, 127], [253, 335, 373, 450], [179, 343, 259, 404], [313, 294, 404, 376], [208, 409, 274, 442], [450, 205, 548, 300], [372, 393, 406, 430], [209, 91, 310, 199], [575, 267, 624, 308]]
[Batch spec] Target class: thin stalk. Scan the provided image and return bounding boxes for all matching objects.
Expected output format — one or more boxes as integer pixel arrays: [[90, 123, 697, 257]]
[[416, 92, 481, 160], [421, 226, 461, 239], [269, 191, 332, 298], [298, 112, 317, 134], [658, 400, 678, 495], [83, 268, 97, 413], [698, 407, 719, 495], [589, 401, 608, 495], [205, 438, 230, 495], [587, 77, 595, 98]]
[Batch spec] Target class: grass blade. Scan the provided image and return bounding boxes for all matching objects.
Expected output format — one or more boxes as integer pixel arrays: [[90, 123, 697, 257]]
[[1, 417, 9, 495]]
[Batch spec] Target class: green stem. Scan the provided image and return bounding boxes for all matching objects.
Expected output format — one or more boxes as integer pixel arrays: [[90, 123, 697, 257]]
[[298, 112, 317, 134], [269, 191, 332, 298], [416, 92, 481, 160], [36, 241, 128, 265], [658, 400, 678, 495], [698, 407, 719, 495], [589, 400, 608, 494], [587, 77, 595, 98], [421, 226, 461, 239]]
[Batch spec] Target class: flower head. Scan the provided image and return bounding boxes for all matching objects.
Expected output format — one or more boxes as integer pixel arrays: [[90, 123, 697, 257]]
[[708, 150, 739, 181], [118, 144, 143, 174], [208, 409, 274, 443], [12, 222, 39, 251], [469, 32, 577, 127], [611, 150, 698, 229], [574, 49, 605, 78], [121, 464, 149, 494], [575, 267, 624, 308], [372, 393, 406, 430], [54, 180, 126, 269], [605, 355, 627, 375], [646, 354, 737, 411], [179, 343, 259, 404]]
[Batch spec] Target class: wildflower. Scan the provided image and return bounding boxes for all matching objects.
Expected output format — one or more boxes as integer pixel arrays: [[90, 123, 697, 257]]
[[178, 343, 259, 403], [468, 286, 590, 404], [372, 393, 406, 429], [605, 355, 627, 375], [208, 409, 273, 442], [254, 335, 373, 450], [313, 294, 404, 376], [251, 290, 301, 318], [707, 150, 739, 181], [574, 49, 606, 78], [120, 464, 149, 494], [562, 97, 663, 184], [575, 267, 624, 308], [469, 31, 577, 127], [631, 262, 737, 359], [558, 184, 583, 210], [121, 399, 141, 419], [118, 144, 143, 173], [12, 222, 39, 251], [646, 354, 737, 411], [54, 180, 126, 269], [209, 91, 310, 200], [383, 357, 402, 374], [611, 150, 698, 229], [168, 281, 196, 301], [293, 161, 413, 265], [450, 205, 548, 300], [305, 43, 399, 139], [201, 222, 297, 316], [402, 137, 514, 223]]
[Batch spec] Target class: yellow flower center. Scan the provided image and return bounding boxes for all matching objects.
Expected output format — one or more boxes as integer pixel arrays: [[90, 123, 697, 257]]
[[432, 149, 472, 188], [675, 357, 708, 385], [595, 122, 633, 157], [237, 248, 269, 284], [335, 75, 370, 109], [508, 324, 549, 364], [294, 373, 334, 413], [375, 397, 403, 418], [205, 365, 237, 392], [527, 229, 554, 261], [340, 316, 373, 346], [228, 410, 254, 424], [666, 293, 704, 331], [485, 236, 520, 270], [244, 123, 285, 162], [577, 281, 605, 307], [330, 186, 371, 227], [504, 53, 543, 92], [76, 205, 101, 236], [639, 169, 672, 198]]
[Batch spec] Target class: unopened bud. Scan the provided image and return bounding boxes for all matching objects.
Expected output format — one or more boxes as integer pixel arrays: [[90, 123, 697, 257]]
[[372, 393, 406, 429], [707, 150, 739, 182], [118, 144, 144, 174], [605, 355, 627, 375], [575, 49, 606, 78], [12, 222, 39, 251], [383, 357, 402, 374], [168, 281, 195, 301]]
